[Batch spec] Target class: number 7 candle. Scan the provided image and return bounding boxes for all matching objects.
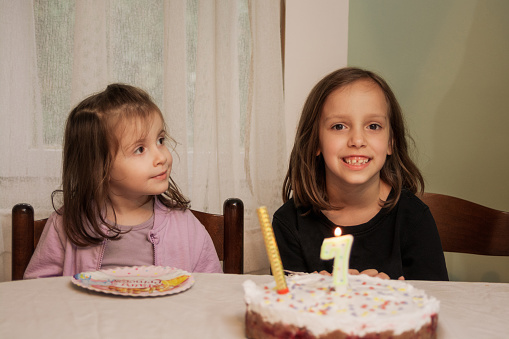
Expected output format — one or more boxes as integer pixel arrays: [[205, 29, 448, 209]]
[[320, 227, 353, 288], [257, 206, 289, 294]]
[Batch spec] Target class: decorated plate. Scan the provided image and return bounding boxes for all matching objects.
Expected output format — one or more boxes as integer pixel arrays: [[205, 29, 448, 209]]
[[71, 266, 194, 297]]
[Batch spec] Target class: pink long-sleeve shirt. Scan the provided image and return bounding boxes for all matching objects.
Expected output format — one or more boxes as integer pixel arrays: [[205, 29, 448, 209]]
[[24, 198, 222, 279]]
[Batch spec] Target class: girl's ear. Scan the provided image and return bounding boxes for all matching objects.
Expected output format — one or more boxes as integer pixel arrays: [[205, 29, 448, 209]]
[[387, 138, 393, 155], [316, 148, 321, 156]]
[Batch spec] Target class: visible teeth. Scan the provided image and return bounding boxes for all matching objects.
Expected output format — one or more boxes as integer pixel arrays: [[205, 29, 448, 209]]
[[345, 158, 369, 165]]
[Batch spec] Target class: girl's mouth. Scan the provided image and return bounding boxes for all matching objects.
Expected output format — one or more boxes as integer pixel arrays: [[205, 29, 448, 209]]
[[152, 171, 168, 180], [343, 157, 370, 165]]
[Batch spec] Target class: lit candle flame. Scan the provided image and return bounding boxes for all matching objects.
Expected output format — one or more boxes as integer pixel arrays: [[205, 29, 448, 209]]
[[334, 227, 342, 237]]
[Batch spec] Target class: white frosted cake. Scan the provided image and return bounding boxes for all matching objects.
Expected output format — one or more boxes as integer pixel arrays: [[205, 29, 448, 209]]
[[243, 273, 439, 339]]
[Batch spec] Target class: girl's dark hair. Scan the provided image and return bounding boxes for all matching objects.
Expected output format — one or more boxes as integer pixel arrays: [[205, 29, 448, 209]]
[[57, 83, 189, 247], [283, 67, 424, 213]]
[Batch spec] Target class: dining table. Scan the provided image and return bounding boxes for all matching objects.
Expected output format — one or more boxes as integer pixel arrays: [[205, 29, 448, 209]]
[[1, 272, 508, 338]]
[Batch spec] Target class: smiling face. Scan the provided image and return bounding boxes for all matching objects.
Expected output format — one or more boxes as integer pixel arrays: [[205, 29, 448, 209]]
[[108, 112, 172, 204], [317, 79, 392, 195]]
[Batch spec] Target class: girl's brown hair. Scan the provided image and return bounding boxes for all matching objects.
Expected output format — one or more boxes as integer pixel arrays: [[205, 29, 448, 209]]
[[56, 83, 189, 247], [283, 67, 424, 213]]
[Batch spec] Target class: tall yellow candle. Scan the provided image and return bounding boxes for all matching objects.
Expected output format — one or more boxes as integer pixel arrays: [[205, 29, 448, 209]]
[[256, 206, 289, 294], [320, 227, 353, 288]]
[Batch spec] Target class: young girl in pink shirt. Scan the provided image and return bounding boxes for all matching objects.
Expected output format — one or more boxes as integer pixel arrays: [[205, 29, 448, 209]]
[[25, 84, 221, 278]]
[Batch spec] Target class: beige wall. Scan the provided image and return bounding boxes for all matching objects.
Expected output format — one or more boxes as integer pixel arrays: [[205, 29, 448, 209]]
[[284, 0, 349, 155], [348, 1, 509, 282]]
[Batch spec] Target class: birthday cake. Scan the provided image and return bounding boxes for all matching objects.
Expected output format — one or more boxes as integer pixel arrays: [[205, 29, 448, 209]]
[[243, 273, 439, 339]]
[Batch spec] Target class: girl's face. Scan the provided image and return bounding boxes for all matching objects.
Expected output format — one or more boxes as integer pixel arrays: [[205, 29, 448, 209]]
[[109, 113, 172, 203], [317, 79, 392, 194]]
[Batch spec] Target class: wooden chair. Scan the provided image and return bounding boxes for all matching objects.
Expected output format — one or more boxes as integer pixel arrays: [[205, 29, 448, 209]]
[[11, 198, 244, 280], [420, 192, 509, 256]]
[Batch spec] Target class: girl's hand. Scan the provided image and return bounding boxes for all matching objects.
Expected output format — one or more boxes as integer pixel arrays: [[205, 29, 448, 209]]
[[350, 268, 405, 280], [316, 269, 404, 280], [316, 270, 331, 275], [355, 268, 390, 280]]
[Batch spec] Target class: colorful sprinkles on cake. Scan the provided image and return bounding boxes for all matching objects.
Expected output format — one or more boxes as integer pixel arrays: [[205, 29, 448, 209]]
[[253, 274, 434, 319], [243, 273, 440, 338]]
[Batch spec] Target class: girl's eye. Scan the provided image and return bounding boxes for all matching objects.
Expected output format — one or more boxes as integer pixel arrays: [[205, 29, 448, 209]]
[[368, 123, 382, 130], [157, 137, 165, 145], [134, 146, 145, 155], [332, 124, 345, 130]]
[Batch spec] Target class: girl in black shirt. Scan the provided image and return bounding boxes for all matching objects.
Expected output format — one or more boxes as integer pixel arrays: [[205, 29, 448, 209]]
[[273, 67, 448, 281]]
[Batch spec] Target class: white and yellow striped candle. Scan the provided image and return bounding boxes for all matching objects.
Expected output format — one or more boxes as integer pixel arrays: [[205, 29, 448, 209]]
[[257, 206, 289, 294]]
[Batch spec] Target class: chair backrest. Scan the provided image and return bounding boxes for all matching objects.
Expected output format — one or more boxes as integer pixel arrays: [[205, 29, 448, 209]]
[[11, 198, 244, 280], [420, 192, 509, 256]]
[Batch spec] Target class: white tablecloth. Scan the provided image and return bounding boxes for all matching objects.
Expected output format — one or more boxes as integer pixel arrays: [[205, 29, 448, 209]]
[[1, 273, 508, 338]]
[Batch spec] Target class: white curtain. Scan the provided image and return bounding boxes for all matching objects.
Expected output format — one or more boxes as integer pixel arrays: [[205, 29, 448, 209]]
[[0, 0, 285, 281]]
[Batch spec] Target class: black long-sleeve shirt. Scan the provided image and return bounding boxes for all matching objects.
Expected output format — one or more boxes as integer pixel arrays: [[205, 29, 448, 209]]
[[272, 189, 449, 281]]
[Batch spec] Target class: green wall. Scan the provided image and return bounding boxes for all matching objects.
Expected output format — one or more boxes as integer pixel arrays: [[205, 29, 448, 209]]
[[348, 0, 509, 282]]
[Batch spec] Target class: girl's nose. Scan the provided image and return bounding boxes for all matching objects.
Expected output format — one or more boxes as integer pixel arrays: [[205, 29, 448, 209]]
[[348, 128, 366, 148], [153, 147, 168, 166]]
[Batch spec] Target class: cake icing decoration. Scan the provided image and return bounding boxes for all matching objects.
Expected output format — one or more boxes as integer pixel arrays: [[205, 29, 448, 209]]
[[244, 273, 439, 337]]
